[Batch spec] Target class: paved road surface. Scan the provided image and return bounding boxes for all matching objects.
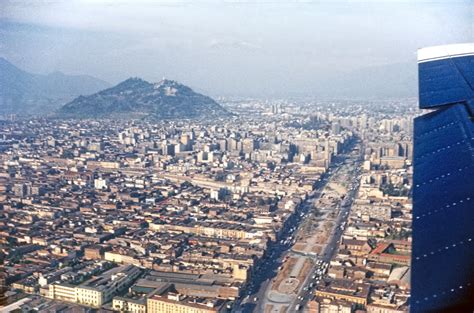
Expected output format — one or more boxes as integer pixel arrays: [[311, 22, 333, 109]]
[[287, 142, 364, 312]]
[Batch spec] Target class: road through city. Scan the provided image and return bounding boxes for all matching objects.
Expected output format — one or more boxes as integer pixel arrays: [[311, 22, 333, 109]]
[[233, 139, 363, 313]]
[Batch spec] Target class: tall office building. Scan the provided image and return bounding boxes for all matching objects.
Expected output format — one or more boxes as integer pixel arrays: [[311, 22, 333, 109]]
[[412, 43, 474, 312]]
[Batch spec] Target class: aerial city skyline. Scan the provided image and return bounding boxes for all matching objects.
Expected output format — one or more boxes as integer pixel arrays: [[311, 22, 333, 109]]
[[0, 1, 473, 313]]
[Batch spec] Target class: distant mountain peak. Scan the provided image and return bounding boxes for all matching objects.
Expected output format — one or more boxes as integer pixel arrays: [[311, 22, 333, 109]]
[[124, 76, 148, 83], [0, 57, 110, 115], [113, 77, 151, 90], [59, 77, 230, 120], [0, 57, 25, 74]]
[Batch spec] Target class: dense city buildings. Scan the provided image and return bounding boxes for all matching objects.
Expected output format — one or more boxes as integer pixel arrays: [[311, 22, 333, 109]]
[[412, 43, 474, 312], [2, 0, 472, 310], [0, 98, 415, 312]]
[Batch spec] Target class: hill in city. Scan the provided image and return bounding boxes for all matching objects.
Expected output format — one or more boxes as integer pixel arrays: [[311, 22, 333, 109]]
[[59, 77, 230, 119]]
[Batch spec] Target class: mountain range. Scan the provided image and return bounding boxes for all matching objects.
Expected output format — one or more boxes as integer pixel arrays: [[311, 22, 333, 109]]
[[0, 57, 110, 115], [1, 56, 416, 118], [59, 77, 230, 120]]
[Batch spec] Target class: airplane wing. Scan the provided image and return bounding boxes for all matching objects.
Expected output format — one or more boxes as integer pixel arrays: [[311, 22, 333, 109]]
[[418, 43, 474, 109], [412, 43, 474, 312]]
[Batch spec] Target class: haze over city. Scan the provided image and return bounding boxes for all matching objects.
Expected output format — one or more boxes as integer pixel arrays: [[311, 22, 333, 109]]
[[1, 0, 472, 97]]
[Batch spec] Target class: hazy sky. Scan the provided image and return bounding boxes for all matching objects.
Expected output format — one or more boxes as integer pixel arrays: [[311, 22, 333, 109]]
[[1, 0, 472, 96]]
